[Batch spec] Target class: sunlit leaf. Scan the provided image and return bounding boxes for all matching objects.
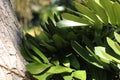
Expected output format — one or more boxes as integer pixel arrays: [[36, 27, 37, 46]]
[[57, 20, 89, 28], [26, 62, 51, 74], [72, 70, 86, 80], [107, 37, 120, 56], [47, 66, 73, 74], [34, 65, 73, 80], [63, 75, 73, 80], [114, 32, 120, 44], [94, 47, 110, 61]]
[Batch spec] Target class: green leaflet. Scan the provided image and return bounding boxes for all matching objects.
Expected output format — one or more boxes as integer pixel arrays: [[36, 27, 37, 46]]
[[95, 47, 110, 64], [47, 66, 73, 74], [102, 51, 120, 64], [62, 13, 92, 24], [71, 41, 104, 68], [30, 44, 49, 63], [34, 73, 50, 80], [42, 41, 57, 52], [112, 2, 120, 26], [107, 37, 120, 56], [72, 70, 86, 80], [24, 42, 42, 63], [38, 31, 49, 41], [114, 32, 120, 44], [52, 34, 67, 49], [94, 46, 120, 64], [34, 65, 73, 80], [57, 20, 89, 28], [26, 62, 51, 74], [83, 36, 94, 50], [63, 75, 73, 80], [20, 47, 33, 62], [68, 54, 80, 69]]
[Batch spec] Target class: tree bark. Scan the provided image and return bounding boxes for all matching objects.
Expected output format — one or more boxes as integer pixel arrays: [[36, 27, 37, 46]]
[[0, 0, 28, 80]]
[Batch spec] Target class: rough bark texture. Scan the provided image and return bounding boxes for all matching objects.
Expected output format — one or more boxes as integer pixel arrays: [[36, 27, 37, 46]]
[[0, 0, 28, 80]]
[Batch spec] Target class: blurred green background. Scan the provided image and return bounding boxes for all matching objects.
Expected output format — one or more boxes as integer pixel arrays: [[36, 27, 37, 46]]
[[11, 0, 77, 27]]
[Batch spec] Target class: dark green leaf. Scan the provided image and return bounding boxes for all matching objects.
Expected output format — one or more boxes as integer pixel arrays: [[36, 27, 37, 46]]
[[68, 54, 80, 69], [71, 41, 103, 68], [30, 44, 49, 63]]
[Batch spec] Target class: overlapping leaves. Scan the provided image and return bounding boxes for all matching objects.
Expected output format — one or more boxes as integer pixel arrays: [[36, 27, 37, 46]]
[[58, 0, 120, 27], [22, 15, 86, 80], [72, 32, 120, 70]]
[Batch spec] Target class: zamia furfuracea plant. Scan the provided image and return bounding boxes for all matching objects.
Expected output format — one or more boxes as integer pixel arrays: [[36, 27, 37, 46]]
[[21, 14, 86, 80]]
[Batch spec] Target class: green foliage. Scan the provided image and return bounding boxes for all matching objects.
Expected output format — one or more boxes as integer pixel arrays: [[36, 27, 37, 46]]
[[22, 15, 86, 80], [59, 0, 120, 70], [21, 0, 120, 80], [72, 32, 120, 70], [56, 0, 120, 79], [57, 0, 120, 35]]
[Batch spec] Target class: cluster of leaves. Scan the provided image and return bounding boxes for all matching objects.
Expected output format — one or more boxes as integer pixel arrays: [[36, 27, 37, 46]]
[[57, 0, 120, 79], [72, 32, 120, 70], [21, 0, 120, 80], [59, 0, 120, 69], [21, 15, 86, 80]]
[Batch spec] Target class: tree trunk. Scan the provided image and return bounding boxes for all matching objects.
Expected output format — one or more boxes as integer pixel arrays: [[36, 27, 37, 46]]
[[0, 0, 28, 80]]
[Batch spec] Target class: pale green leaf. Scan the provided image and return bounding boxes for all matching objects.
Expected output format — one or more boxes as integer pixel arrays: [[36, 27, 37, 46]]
[[34, 65, 73, 80], [107, 37, 120, 56], [47, 66, 73, 74], [26, 63, 51, 74], [95, 47, 109, 61], [114, 32, 120, 44], [57, 20, 89, 28], [102, 51, 120, 64], [72, 70, 86, 80], [63, 75, 73, 80]]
